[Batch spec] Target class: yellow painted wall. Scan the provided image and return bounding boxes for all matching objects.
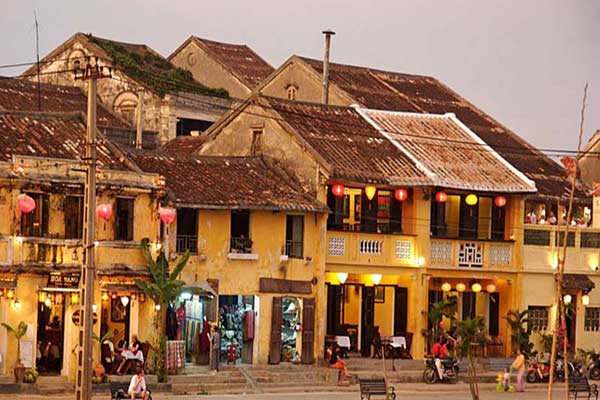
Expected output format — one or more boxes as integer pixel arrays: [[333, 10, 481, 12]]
[[374, 286, 395, 336]]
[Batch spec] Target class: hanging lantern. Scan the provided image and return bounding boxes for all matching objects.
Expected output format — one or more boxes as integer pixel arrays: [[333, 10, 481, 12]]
[[111, 292, 117, 299], [44, 297, 52, 308], [337, 272, 348, 284], [158, 207, 176, 225], [456, 283, 466, 292], [394, 188, 408, 202], [582, 294, 590, 306], [563, 294, 572, 305], [155, 303, 161, 311], [17, 194, 36, 214], [331, 183, 345, 197], [465, 194, 478, 206], [435, 191, 448, 203], [131, 293, 137, 301], [486, 284, 497, 293], [71, 292, 79, 305], [471, 283, 482, 293], [13, 299, 21, 311], [6, 289, 14, 299], [494, 196, 507, 208], [441, 282, 452, 292], [120, 296, 130, 307], [365, 185, 377, 201], [371, 274, 382, 285], [101, 292, 109, 302], [96, 203, 113, 221]]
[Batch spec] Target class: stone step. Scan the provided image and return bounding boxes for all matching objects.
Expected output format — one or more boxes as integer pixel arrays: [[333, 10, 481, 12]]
[[172, 382, 251, 395], [170, 374, 246, 384], [260, 383, 358, 393]]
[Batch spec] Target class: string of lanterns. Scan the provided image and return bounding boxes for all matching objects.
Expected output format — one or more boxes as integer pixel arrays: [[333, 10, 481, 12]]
[[441, 282, 497, 293], [331, 183, 410, 203]]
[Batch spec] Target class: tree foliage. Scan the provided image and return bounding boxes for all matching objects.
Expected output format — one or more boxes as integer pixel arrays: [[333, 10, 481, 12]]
[[456, 317, 488, 400], [503, 309, 536, 357], [2, 321, 28, 362]]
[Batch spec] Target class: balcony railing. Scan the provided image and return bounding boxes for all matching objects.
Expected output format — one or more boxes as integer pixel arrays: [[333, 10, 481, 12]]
[[285, 240, 304, 259], [176, 234, 198, 254], [326, 231, 416, 266], [524, 224, 600, 249], [230, 236, 253, 254], [430, 238, 514, 268]]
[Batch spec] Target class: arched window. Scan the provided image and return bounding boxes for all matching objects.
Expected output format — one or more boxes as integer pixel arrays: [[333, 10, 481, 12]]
[[67, 49, 86, 72], [286, 85, 298, 100], [113, 91, 139, 123]]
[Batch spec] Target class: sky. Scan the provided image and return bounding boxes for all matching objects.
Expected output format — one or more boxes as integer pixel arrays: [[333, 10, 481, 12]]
[[2, 0, 599, 155]]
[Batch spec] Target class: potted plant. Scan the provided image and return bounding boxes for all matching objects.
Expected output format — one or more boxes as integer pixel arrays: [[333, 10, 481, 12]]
[[2, 321, 28, 383]]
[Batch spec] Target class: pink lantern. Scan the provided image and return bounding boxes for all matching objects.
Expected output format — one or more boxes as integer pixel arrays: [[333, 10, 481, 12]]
[[159, 207, 176, 225], [96, 203, 113, 221], [17, 194, 36, 214]]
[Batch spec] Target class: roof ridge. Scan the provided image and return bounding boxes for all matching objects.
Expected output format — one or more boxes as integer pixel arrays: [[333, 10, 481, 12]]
[[261, 94, 356, 111], [0, 110, 82, 119]]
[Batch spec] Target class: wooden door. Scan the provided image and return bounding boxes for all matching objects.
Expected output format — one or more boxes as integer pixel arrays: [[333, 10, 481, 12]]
[[361, 286, 375, 356], [269, 297, 283, 364], [326, 284, 344, 335], [488, 293, 500, 336], [301, 298, 315, 364], [394, 287, 408, 335]]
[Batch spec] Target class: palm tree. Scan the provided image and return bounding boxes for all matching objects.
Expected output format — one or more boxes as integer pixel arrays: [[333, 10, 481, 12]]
[[427, 297, 457, 348], [455, 317, 487, 400], [503, 309, 535, 357], [136, 238, 190, 380], [1, 321, 27, 364]]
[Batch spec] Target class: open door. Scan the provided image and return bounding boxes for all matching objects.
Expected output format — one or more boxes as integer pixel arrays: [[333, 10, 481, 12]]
[[394, 287, 408, 335], [361, 286, 375, 357], [301, 298, 315, 364], [269, 297, 283, 364], [326, 284, 343, 335]]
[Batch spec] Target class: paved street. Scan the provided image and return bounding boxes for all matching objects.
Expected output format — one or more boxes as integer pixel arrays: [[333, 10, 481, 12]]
[[5, 384, 566, 400]]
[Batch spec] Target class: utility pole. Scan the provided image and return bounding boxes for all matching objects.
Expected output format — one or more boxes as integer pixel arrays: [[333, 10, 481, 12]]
[[321, 29, 335, 105], [74, 58, 110, 400]]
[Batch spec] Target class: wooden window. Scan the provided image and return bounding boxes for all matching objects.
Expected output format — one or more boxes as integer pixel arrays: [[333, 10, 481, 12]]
[[301, 298, 315, 364], [21, 193, 49, 237], [528, 306, 549, 331], [230, 210, 252, 252], [491, 202, 506, 241], [64, 196, 83, 239], [430, 199, 447, 237], [287, 85, 297, 100], [326, 186, 343, 230], [176, 208, 198, 253], [250, 129, 263, 155], [285, 215, 304, 258], [269, 297, 283, 364], [115, 198, 134, 241], [459, 195, 479, 239], [584, 307, 600, 332]]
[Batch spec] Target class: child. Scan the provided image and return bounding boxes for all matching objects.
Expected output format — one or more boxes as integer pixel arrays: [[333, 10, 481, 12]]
[[502, 367, 510, 391]]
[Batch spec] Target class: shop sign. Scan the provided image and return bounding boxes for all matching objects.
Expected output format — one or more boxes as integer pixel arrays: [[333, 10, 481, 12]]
[[71, 309, 98, 326], [47, 272, 80, 288]]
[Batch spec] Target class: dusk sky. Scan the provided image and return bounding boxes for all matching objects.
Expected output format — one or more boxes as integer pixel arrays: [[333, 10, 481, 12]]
[[2, 0, 598, 156]]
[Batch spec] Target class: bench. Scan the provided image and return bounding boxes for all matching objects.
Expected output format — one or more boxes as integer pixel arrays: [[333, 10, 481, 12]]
[[110, 381, 152, 400], [568, 376, 598, 400], [359, 378, 396, 400]]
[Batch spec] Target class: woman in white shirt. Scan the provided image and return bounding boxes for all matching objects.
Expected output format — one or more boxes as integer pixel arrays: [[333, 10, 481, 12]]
[[127, 367, 149, 400]]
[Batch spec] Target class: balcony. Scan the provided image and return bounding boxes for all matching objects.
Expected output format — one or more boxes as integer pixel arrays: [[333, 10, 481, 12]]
[[176, 234, 198, 254], [326, 230, 416, 266], [285, 240, 304, 259], [429, 238, 514, 269], [524, 224, 600, 272]]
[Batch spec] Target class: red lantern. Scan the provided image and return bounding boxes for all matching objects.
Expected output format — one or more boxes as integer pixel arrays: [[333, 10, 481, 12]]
[[158, 207, 176, 225], [331, 183, 345, 197], [394, 189, 408, 202], [435, 191, 448, 203], [494, 195, 507, 208], [17, 194, 36, 214], [96, 203, 113, 221]]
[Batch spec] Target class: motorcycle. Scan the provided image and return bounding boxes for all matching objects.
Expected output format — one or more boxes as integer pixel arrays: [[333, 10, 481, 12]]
[[423, 357, 459, 384], [527, 357, 582, 383], [527, 359, 551, 383], [588, 353, 600, 380]]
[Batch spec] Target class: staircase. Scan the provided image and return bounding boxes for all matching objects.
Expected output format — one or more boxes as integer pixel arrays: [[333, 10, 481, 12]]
[[171, 366, 251, 395]]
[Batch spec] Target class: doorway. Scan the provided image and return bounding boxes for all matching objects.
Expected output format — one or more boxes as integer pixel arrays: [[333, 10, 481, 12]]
[[36, 292, 66, 375], [219, 295, 255, 364], [565, 295, 577, 350], [361, 286, 375, 357]]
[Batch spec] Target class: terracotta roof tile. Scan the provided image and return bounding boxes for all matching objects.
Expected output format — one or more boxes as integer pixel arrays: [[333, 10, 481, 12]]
[[264, 97, 431, 186], [193, 37, 274, 89], [562, 274, 595, 292], [0, 77, 130, 129], [360, 109, 536, 193], [159, 135, 207, 155], [299, 56, 579, 198], [0, 111, 132, 170], [130, 152, 326, 212]]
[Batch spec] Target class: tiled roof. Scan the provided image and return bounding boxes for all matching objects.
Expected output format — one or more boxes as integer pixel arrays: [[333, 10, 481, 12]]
[[359, 109, 536, 193], [264, 97, 431, 186], [129, 152, 327, 212], [0, 111, 132, 170], [159, 135, 207, 155], [191, 37, 274, 89], [0, 77, 130, 129], [561, 274, 595, 292], [298, 56, 578, 198]]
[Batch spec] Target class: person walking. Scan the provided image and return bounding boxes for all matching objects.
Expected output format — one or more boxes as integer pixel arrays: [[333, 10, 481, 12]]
[[511, 348, 526, 392]]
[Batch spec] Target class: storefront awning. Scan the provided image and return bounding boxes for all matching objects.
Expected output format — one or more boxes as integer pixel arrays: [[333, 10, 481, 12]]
[[182, 281, 217, 298], [561, 274, 595, 293]]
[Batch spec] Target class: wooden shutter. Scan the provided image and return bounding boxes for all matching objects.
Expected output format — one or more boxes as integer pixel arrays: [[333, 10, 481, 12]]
[[488, 293, 500, 336], [462, 292, 476, 319], [301, 298, 315, 364], [361, 286, 375, 356], [327, 284, 343, 335], [269, 297, 282, 364], [389, 193, 403, 233], [459, 195, 479, 239], [394, 287, 408, 335], [491, 204, 506, 241], [361, 191, 378, 233]]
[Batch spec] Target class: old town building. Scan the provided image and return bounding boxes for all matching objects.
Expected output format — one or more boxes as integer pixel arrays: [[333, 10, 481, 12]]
[[169, 36, 274, 99], [22, 33, 232, 144]]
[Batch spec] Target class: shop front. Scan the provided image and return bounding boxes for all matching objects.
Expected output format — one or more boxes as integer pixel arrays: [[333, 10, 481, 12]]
[[219, 294, 256, 364]]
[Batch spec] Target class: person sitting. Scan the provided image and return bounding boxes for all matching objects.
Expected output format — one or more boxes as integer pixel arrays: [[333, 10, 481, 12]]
[[117, 334, 144, 374], [329, 344, 351, 384], [431, 336, 446, 379], [547, 211, 557, 225], [127, 367, 150, 400]]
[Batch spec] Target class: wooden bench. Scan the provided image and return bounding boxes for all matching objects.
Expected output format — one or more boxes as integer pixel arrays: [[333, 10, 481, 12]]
[[110, 381, 152, 400], [359, 378, 396, 400], [568, 376, 598, 400]]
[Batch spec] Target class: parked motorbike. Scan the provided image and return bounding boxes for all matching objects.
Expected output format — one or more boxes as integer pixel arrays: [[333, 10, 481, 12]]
[[527, 356, 582, 383], [423, 357, 459, 384], [527, 358, 551, 383], [588, 353, 600, 380]]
